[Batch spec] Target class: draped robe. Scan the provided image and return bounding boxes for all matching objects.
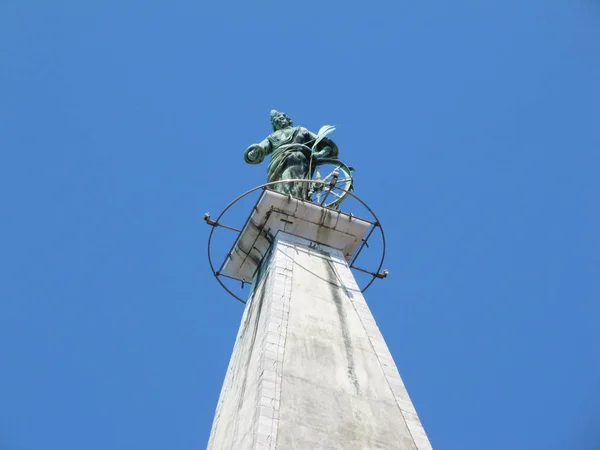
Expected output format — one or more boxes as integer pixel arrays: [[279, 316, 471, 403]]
[[245, 126, 339, 198]]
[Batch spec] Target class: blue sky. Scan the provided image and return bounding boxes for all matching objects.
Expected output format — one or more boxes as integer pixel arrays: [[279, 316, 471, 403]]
[[1, 1, 599, 449]]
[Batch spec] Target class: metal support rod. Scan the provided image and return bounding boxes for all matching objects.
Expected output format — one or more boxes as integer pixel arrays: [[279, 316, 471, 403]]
[[350, 265, 389, 279], [217, 271, 251, 284], [349, 223, 378, 267], [214, 223, 242, 233], [320, 171, 339, 206], [204, 213, 241, 233], [236, 209, 273, 275]]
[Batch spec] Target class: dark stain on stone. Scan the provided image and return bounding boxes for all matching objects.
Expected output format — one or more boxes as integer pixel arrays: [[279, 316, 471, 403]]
[[237, 268, 269, 412], [323, 256, 360, 395], [235, 216, 275, 273]]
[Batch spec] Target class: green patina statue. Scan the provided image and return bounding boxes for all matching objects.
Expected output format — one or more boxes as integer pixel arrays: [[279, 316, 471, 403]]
[[244, 110, 339, 198]]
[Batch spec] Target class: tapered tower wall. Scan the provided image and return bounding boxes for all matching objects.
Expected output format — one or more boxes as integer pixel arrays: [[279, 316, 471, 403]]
[[208, 232, 431, 449]]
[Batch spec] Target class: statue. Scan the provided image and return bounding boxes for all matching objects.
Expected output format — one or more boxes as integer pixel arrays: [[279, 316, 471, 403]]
[[244, 110, 339, 198]]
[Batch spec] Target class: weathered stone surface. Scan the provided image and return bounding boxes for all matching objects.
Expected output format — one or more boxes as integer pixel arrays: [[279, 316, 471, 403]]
[[208, 232, 432, 450]]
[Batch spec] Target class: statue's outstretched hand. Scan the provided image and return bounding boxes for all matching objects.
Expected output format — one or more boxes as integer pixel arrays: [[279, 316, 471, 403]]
[[244, 144, 263, 164]]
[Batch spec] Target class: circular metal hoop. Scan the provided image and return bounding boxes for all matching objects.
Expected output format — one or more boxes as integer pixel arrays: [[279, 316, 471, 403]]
[[310, 158, 354, 209], [206, 179, 386, 304]]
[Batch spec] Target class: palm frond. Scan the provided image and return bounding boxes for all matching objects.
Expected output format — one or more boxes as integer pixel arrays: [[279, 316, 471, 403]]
[[312, 125, 336, 151]]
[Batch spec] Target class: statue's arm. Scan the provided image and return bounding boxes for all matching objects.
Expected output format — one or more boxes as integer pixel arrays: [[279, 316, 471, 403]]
[[244, 137, 272, 165]]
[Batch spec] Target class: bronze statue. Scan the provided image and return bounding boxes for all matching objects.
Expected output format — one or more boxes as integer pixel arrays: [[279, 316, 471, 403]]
[[244, 110, 339, 198]]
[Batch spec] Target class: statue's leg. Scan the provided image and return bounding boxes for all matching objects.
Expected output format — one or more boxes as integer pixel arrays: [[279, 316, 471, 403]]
[[277, 152, 310, 198], [270, 168, 291, 194], [280, 166, 297, 195], [272, 178, 287, 194], [288, 159, 310, 199]]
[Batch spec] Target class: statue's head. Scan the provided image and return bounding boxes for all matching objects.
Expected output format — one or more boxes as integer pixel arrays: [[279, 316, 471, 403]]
[[270, 110, 293, 131]]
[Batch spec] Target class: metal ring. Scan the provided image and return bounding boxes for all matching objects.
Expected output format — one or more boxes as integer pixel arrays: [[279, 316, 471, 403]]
[[206, 179, 386, 304]]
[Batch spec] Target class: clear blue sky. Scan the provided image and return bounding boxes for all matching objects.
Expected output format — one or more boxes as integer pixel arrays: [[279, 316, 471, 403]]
[[1, 1, 599, 449]]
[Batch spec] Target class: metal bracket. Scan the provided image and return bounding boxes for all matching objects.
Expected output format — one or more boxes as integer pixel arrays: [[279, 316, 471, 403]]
[[350, 265, 389, 279], [204, 212, 241, 233], [204, 212, 217, 226]]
